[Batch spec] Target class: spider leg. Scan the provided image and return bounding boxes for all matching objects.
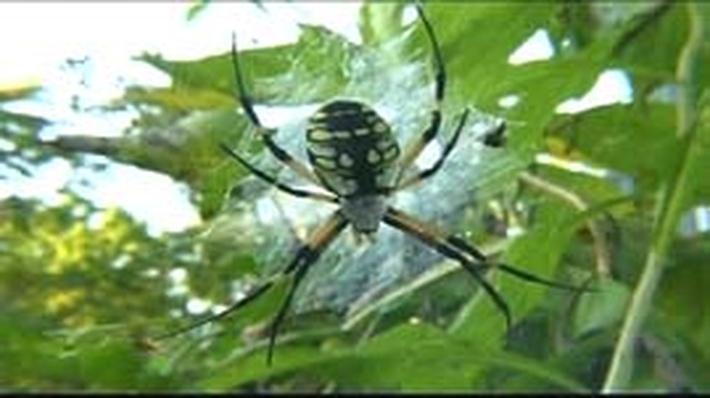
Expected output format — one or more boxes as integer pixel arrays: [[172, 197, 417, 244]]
[[220, 143, 339, 203], [395, 108, 469, 191], [266, 211, 349, 365], [153, 211, 348, 366], [230, 33, 322, 186], [153, 282, 275, 341], [383, 207, 512, 331], [395, 3, 447, 184], [383, 207, 593, 329], [445, 235, 593, 293]]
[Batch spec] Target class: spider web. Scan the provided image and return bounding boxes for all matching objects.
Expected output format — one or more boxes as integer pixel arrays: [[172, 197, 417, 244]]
[[208, 24, 523, 320]]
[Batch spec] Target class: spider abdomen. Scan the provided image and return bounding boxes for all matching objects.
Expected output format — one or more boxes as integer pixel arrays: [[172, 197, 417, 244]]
[[305, 100, 400, 197]]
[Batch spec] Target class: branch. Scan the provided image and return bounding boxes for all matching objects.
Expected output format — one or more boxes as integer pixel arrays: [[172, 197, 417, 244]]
[[519, 171, 612, 278], [42, 135, 122, 157], [602, 3, 705, 391]]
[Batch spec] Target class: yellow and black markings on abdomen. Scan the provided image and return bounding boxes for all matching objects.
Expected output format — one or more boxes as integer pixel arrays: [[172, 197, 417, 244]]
[[306, 100, 400, 197]]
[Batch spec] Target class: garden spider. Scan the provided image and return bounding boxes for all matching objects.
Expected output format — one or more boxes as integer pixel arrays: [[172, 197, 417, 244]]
[[160, 3, 587, 365]]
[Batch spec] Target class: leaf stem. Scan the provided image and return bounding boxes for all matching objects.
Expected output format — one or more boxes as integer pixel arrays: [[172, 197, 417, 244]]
[[602, 3, 705, 392], [519, 171, 611, 278]]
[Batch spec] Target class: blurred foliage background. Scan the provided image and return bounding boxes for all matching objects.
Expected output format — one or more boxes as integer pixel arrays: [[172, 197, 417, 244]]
[[1, 1, 709, 393]]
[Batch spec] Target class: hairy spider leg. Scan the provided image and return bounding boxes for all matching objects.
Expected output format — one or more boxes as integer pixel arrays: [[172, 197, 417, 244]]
[[445, 233, 594, 293], [382, 207, 594, 331], [220, 143, 339, 203], [382, 206, 512, 330], [230, 33, 323, 187], [153, 211, 349, 368], [266, 211, 349, 365], [395, 108, 469, 191], [153, 282, 274, 341], [395, 3, 447, 184]]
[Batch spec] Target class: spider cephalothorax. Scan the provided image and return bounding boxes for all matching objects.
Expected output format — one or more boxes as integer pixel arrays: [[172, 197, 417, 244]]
[[159, 3, 589, 365]]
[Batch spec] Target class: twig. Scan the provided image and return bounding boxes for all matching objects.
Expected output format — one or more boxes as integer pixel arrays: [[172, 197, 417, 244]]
[[519, 171, 611, 278]]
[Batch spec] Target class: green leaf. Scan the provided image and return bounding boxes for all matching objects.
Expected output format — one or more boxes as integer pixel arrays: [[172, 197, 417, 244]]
[[548, 104, 679, 193], [573, 278, 630, 338], [682, 94, 710, 209], [201, 323, 587, 392], [136, 24, 354, 107], [613, 3, 685, 83], [186, 0, 210, 21], [359, 2, 405, 46]]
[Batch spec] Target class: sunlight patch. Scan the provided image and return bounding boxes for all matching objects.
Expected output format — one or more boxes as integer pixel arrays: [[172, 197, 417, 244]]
[[187, 297, 213, 315], [508, 29, 554, 66], [498, 94, 521, 109], [556, 69, 632, 114], [69, 158, 201, 236]]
